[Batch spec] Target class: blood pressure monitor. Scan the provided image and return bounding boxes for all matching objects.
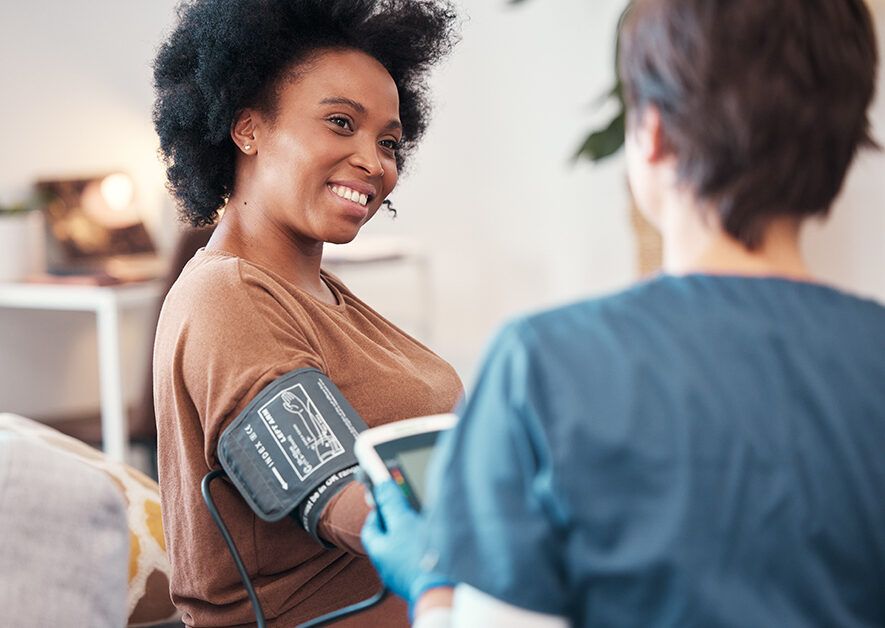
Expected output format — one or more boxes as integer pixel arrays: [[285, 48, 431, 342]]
[[355, 413, 457, 510]]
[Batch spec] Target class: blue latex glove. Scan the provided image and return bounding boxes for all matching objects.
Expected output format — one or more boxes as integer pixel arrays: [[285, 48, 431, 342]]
[[361, 480, 452, 610]]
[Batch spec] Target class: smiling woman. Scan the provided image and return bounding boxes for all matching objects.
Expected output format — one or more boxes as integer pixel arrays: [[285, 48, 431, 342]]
[[226, 49, 403, 271], [150, 1, 461, 627]]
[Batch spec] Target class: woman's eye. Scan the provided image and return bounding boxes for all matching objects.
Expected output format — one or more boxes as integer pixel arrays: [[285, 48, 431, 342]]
[[379, 139, 401, 152], [328, 116, 353, 131]]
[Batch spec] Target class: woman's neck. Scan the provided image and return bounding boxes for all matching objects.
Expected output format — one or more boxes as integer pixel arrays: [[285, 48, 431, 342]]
[[206, 200, 335, 303], [659, 194, 813, 281]]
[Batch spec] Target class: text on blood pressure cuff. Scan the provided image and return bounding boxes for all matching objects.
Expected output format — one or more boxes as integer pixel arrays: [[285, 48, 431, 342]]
[[216, 368, 368, 544]]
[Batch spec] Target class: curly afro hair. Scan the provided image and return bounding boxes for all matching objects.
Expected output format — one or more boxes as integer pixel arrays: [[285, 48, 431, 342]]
[[153, 0, 458, 227]]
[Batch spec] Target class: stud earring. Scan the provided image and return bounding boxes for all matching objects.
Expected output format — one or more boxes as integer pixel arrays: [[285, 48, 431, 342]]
[[244, 144, 252, 151]]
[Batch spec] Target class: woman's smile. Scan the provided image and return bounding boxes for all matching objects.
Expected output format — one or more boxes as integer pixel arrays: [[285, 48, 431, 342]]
[[327, 182, 373, 221]]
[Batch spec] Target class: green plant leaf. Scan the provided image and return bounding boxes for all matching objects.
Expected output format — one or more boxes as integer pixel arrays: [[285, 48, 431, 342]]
[[580, 2, 632, 162], [0, 204, 30, 214], [573, 109, 625, 162], [510, 0, 632, 162]]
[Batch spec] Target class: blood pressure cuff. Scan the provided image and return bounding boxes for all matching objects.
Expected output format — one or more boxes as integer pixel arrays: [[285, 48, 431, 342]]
[[216, 367, 368, 545]]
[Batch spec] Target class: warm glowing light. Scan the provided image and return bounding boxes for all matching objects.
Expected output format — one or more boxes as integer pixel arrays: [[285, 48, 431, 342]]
[[100, 173, 134, 212]]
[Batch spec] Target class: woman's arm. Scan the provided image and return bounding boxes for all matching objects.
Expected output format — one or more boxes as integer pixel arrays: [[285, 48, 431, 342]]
[[316, 481, 371, 554], [413, 586, 454, 622], [413, 585, 568, 628]]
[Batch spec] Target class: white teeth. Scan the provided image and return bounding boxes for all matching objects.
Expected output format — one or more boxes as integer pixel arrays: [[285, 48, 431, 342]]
[[331, 184, 369, 207]]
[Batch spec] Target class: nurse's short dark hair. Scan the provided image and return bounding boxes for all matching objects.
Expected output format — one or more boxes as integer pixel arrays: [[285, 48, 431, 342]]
[[619, 0, 879, 248], [153, 0, 458, 227]]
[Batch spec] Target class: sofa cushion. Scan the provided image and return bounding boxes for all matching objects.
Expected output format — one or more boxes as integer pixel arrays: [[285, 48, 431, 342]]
[[0, 413, 179, 626], [0, 433, 129, 627]]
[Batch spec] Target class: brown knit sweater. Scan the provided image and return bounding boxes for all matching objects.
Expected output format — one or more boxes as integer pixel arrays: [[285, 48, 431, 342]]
[[154, 250, 462, 627]]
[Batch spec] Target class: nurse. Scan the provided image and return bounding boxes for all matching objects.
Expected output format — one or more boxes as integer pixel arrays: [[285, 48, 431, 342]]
[[363, 0, 885, 626]]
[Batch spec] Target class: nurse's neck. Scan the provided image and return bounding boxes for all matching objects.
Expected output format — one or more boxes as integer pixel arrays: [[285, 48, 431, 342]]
[[655, 187, 813, 282]]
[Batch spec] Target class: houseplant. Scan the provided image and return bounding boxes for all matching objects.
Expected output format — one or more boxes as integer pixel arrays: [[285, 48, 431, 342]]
[[508, 0, 629, 161], [0, 195, 45, 282], [510, 0, 662, 274]]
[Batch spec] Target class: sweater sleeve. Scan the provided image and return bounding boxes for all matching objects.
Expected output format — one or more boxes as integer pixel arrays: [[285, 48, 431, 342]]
[[165, 258, 325, 467]]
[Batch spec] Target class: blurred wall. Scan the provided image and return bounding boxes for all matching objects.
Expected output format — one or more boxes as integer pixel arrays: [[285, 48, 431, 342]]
[[802, 0, 885, 300], [0, 0, 179, 418], [0, 0, 882, 419]]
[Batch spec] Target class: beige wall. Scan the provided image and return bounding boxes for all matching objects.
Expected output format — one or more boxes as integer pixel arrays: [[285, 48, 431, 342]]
[[0, 0, 882, 418], [801, 0, 885, 303]]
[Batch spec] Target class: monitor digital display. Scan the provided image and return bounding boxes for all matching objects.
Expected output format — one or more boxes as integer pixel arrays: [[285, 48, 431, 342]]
[[384, 445, 436, 510]]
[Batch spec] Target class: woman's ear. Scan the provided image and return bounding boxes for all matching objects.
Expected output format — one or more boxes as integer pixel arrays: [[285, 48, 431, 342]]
[[231, 109, 258, 155]]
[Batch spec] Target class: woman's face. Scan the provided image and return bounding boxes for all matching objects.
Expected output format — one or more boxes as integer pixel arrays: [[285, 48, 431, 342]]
[[245, 49, 402, 245]]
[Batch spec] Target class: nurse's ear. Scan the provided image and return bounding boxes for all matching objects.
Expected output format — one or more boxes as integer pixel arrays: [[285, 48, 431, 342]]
[[231, 109, 259, 155], [631, 105, 669, 164], [625, 104, 677, 230]]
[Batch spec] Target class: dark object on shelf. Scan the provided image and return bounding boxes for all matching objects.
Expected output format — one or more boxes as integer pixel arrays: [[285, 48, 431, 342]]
[[35, 174, 166, 281]]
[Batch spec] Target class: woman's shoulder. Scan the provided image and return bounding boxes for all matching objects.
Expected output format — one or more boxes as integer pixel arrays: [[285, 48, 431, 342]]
[[156, 250, 324, 366], [165, 249, 251, 311], [168, 248, 305, 307], [161, 249, 302, 331]]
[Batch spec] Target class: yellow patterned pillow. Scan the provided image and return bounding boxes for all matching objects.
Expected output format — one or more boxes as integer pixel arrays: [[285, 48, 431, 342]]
[[0, 413, 179, 626]]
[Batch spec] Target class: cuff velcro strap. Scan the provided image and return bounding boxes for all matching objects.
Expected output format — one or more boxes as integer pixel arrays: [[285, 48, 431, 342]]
[[295, 464, 358, 547]]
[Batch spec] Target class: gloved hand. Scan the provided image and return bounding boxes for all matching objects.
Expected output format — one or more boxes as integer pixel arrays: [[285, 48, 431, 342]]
[[361, 480, 452, 610]]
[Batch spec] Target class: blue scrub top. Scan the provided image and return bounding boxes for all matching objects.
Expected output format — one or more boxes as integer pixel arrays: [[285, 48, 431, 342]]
[[424, 275, 885, 627]]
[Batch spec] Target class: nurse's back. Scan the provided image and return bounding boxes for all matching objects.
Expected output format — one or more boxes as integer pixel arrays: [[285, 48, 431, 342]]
[[528, 274, 885, 626], [364, 2, 885, 625]]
